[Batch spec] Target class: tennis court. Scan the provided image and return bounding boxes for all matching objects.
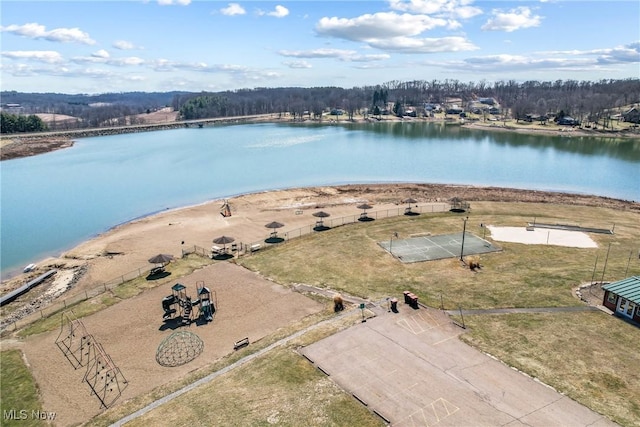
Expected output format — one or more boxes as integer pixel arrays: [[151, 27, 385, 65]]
[[378, 232, 500, 263]]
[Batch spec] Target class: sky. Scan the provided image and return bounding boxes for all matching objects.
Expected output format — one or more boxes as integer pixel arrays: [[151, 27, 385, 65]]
[[1, 0, 639, 94]]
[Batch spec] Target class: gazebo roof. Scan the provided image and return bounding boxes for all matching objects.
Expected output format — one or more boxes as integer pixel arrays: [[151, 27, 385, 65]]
[[603, 276, 640, 305]]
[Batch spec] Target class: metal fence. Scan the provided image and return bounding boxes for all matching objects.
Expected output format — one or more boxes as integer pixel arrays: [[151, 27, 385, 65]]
[[240, 203, 450, 255], [1, 203, 451, 335], [1, 265, 154, 334]]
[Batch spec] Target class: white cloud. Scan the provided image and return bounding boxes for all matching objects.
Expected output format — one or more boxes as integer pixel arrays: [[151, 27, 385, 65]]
[[348, 53, 391, 62], [539, 42, 640, 65], [426, 42, 640, 74], [0, 23, 96, 45], [268, 5, 289, 18], [388, 0, 482, 20], [92, 49, 110, 59], [369, 36, 478, 53], [113, 40, 138, 50], [220, 3, 246, 16], [283, 60, 312, 69], [481, 7, 542, 32], [278, 48, 391, 63], [279, 48, 358, 59], [1, 50, 63, 63], [314, 12, 477, 54], [72, 55, 145, 67], [157, 0, 191, 5], [147, 59, 280, 83], [316, 12, 448, 41]]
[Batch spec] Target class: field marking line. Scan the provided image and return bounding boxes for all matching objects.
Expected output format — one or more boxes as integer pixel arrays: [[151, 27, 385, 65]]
[[432, 335, 458, 346]]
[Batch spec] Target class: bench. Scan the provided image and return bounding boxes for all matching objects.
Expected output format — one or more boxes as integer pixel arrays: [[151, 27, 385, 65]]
[[250, 244, 261, 252], [234, 337, 249, 350], [149, 266, 165, 276]]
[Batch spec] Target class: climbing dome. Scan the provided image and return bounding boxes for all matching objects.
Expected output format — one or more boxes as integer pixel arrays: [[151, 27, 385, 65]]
[[156, 330, 204, 367]]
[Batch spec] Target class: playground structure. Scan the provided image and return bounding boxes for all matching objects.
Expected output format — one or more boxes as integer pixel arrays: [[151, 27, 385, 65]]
[[161, 281, 216, 325], [156, 330, 205, 367], [55, 311, 128, 408]]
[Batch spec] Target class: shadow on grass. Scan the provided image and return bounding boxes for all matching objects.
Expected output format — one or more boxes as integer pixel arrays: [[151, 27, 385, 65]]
[[211, 253, 234, 261], [313, 225, 331, 232], [358, 216, 375, 222], [265, 237, 285, 244], [146, 271, 171, 281]]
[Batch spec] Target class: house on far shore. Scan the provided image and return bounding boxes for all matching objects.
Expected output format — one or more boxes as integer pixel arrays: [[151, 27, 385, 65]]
[[602, 276, 640, 324], [622, 107, 640, 124]]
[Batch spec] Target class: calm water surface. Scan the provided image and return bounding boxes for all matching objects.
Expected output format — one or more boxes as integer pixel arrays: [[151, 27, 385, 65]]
[[2, 121, 639, 278]]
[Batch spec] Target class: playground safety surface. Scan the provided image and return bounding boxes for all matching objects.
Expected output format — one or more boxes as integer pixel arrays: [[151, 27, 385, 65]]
[[300, 304, 616, 427], [18, 262, 324, 426]]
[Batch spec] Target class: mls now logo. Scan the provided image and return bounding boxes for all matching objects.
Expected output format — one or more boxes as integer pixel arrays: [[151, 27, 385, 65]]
[[3, 409, 56, 421], [3, 410, 28, 420]]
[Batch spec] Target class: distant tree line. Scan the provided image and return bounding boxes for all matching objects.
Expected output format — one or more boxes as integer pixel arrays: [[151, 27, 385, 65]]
[[1, 78, 638, 133], [1, 112, 47, 133], [175, 78, 640, 127], [0, 91, 184, 131]]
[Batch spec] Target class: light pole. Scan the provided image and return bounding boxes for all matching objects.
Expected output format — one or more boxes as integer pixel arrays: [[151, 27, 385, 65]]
[[389, 232, 398, 255], [460, 216, 469, 262]]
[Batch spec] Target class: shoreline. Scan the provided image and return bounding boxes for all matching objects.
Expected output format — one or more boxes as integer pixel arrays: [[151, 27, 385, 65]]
[[2, 182, 638, 280], [2, 114, 639, 161], [1, 182, 638, 330]]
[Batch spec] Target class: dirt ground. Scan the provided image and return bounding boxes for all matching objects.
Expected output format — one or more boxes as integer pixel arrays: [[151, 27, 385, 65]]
[[17, 262, 323, 426]]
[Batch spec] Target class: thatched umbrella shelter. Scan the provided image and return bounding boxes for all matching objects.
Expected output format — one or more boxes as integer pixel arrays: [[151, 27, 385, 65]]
[[148, 253, 174, 277], [312, 211, 331, 230], [148, 253, 174, 266], [402, 197, 419, 215], [212, 235, 235, 253], [450, 197, 469, 213], [357, 203, 374, 221], [265, 221, 285, 241]]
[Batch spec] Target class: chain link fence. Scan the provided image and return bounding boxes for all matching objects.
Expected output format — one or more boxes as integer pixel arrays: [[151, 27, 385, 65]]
[[2, 203, 452, 335]]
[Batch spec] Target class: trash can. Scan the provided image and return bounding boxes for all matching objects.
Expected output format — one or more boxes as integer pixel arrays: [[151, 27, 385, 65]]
[[403, 291, 411, 304], [390, 298, 398, 313]]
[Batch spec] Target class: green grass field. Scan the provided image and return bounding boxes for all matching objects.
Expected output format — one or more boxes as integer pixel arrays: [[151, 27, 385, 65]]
[[0, 350, 47, 427], [2, 201, 639, 426]]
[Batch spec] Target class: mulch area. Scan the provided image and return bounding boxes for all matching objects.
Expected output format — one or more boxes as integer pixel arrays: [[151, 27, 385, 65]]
[[18, 262, 324, 426]]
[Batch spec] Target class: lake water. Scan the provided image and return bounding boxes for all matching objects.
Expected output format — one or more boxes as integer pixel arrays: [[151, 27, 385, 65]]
[[1, 121, 639, 278]]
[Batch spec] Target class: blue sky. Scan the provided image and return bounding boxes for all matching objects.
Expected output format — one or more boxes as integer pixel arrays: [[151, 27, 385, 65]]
[[1, 0, 639, 94]]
